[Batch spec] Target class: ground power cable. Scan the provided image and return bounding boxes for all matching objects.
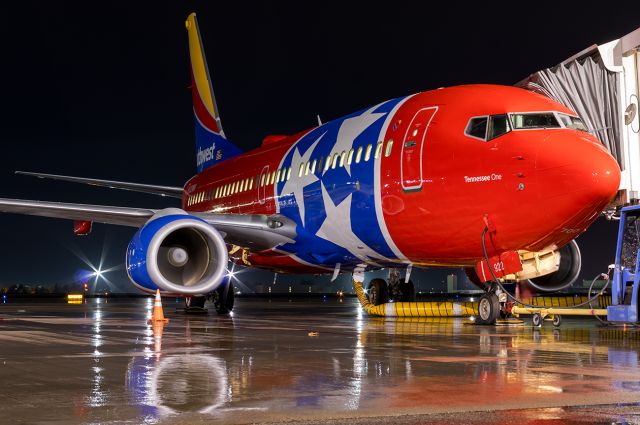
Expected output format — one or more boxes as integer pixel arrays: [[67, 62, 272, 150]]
[[481, 226, 610, 311]]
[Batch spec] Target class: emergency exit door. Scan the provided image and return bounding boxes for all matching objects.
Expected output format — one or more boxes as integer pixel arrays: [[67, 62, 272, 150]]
[[401, 107, 438, 191], [258, 165, 269, 204]]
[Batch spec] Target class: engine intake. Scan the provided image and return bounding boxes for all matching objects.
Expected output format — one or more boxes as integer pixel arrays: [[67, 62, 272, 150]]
[[127, 209, 228, 295], [526, 240, 581, 292]]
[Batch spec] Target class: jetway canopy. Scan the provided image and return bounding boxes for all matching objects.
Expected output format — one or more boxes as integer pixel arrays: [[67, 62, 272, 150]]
[[517, 27, 640, 205]]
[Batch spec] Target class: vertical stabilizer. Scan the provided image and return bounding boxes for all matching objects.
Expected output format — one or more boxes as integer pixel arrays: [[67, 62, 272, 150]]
[[186, 13, 243, 173]]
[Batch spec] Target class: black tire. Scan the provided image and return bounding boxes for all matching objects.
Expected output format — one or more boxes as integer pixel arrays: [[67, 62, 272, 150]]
[[532, 313, 543, 327], [214, 282, 235, 315], [185, 295, 206, 309], [476, 292, 500, 325], [399, 280, 416, 302], [367, 278, 388, 306], [552, 314, 562, 327]]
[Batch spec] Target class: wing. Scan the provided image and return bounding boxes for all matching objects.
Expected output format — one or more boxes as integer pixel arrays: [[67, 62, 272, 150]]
[[16, 171, 183, 199], [0, 198, 296, 250]]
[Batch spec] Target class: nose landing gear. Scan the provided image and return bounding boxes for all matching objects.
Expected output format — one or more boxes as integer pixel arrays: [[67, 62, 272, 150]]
[[476, 292, 501, 325]]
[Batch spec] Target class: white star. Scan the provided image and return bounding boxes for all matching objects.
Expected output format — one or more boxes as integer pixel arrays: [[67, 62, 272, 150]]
[[316, 182, 387, 264], [279, 133, 324, 225], [327, 104, 385, 176]]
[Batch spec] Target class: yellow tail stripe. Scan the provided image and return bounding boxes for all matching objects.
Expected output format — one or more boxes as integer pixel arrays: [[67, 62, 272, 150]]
[[185, 13, 216, 119]]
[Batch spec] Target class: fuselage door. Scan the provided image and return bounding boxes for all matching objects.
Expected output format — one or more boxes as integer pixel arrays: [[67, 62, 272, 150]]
[[258, 165, 269, 204], [401, 107, 438, 192]]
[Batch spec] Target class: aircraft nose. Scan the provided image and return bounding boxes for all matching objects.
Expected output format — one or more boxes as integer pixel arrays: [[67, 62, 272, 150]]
[[538, 132, 620, 207]]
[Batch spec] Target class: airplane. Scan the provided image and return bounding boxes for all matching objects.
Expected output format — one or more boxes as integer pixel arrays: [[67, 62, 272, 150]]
[[0, 13, 621, 324]]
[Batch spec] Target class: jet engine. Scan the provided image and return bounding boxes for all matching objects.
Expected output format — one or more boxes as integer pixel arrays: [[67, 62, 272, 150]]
[[522, 240, 582, 292], [126, 208, 228, 295]]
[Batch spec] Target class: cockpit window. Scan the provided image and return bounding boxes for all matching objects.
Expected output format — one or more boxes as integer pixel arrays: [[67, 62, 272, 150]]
[[487, 114, 511, 140], [465, 117, 488, 139], [465, 115, 511, 141], [557, 113, 588, 132], [510, 113, 560, 129]]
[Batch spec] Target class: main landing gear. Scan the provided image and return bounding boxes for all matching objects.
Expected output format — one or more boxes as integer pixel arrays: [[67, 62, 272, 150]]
[[366, 269, 416, 305], [183, 282, 235, 315]]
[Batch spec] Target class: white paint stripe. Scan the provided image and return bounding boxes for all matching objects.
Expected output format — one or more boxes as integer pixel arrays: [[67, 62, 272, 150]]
[[453, 303, 462, 316], [374, 95, 416, 261]]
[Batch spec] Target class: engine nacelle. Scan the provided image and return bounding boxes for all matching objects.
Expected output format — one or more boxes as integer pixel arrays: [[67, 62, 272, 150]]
[[521, 240, 582, 292], [126, 208, 228, 295]]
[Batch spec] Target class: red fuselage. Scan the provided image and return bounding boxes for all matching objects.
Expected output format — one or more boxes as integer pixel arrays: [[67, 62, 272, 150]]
[[182, 85, 620, 273]]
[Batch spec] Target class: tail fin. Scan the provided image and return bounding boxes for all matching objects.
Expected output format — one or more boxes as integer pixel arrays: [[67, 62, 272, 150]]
[[185, 13, 243, 173]]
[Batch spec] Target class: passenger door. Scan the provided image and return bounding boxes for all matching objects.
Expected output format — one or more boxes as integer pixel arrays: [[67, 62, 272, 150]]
[[401, 107, 438, 191]]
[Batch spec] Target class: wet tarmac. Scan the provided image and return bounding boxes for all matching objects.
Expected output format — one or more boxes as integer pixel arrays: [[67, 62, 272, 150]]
[[1, 297, 640, 424]]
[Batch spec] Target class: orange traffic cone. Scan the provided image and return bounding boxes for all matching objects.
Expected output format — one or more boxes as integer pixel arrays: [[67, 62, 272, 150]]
[[147, 289, 169, 324]]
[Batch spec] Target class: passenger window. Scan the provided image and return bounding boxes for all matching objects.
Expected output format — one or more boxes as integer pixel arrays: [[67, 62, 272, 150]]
[[364, 144, 372, 161], [275, 169, 280, 184], [466, 117, 488, 139], [347, 149, 354, 165], [324, 156, 332, 172], [270, 171, 276, 185], [355, 146, 363, 163], [298, 163, 304, 177], [487, 115, 511, 140], [310, 159, 317, 174], [249, 177, 254, 190], [385, 140, 393, 157], [339, 151, 346, 167], [317, 157, 324, 173], [260, 174, 265, 187], [286, 167, 292, 181], [374, 142, 383, 159], [305, 161, 311, 176], [241, 180, 246, 192], [332, 153, 339, 169]]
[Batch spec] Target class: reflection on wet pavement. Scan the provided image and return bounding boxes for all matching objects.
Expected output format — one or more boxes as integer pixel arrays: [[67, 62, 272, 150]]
[[0, 297, 639, 424]]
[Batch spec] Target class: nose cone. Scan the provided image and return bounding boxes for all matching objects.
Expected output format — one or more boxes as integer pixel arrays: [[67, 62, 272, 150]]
[[538, 133, 620, 208], [536, 130, 620, 224]]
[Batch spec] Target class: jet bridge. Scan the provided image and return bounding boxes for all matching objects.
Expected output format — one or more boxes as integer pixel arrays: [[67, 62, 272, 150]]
[[517, 27, 640, 207]]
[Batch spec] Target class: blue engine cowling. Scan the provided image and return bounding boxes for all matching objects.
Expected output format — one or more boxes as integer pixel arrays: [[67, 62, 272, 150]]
[[126, 208, 228, 295]]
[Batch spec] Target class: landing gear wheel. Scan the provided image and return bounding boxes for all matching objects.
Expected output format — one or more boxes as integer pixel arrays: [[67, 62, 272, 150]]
[[399, 280, 416, 302], [552, 315, 562, 327], [476, 292, 500, 325], [367, 278, 388, 306], [185, 295, 207, 313], [214, 283, 235, 315], [532, 313, 543, 327]]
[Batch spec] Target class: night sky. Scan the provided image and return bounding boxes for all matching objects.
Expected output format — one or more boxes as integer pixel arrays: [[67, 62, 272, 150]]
[[0, 2, 637, 292]]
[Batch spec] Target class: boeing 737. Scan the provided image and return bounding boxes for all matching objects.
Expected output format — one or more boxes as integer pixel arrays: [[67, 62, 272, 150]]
[[0, 14, 621, 323]]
